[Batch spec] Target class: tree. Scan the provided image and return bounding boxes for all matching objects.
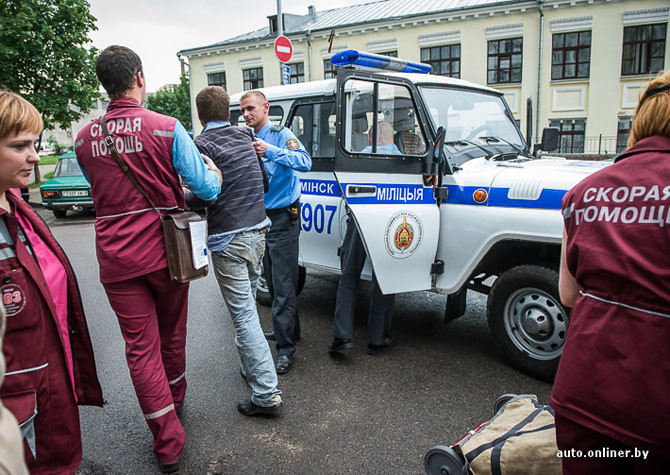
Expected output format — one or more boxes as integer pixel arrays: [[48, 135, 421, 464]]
[[0, 0, 99, 181], [146, 74, 192, 131]]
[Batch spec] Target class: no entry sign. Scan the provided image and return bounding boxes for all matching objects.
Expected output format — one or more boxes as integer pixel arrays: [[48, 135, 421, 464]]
[[274, 35, 293, 63]]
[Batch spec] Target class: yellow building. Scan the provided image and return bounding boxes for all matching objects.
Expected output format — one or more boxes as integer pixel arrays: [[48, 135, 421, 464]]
[[178, 0, 669, 155]]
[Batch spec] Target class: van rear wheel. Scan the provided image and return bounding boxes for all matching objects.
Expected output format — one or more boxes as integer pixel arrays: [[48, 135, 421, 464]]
[[256, 265, 306, 307], [487, 265, 569, 382]]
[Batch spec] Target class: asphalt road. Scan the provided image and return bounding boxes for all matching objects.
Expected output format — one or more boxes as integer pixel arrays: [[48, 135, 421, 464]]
[[36, 207, 552, 475]]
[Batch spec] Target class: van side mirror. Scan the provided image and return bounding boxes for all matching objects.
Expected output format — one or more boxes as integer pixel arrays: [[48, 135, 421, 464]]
[[424, 126, 451, 185], [540, 127, 559, 153]]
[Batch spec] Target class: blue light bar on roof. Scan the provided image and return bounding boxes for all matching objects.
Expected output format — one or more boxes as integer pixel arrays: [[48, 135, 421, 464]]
[[331, 50, 432, 74]]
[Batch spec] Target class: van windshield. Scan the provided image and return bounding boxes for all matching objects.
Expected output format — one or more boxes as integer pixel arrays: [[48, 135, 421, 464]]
[[419, 86, 525, 163]]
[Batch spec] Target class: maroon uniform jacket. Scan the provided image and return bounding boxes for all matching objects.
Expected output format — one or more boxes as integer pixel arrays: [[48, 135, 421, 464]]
[[551, 135, 670, 452], [75, 97, 182, 283], [0, 189, 103, 473]]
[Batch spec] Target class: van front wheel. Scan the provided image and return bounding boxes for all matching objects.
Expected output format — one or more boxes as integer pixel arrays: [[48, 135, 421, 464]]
[[256, 265, 306, 307], [487, 265, 569, 382]]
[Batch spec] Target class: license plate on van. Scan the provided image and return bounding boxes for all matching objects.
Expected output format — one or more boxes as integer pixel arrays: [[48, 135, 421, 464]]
[[61, 190, 88, 197]]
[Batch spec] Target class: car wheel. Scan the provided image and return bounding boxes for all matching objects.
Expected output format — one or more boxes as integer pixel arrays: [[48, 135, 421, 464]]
[[487, 265, 569, 382], [53, 209, 67, 218], [256, 265, 306, 307]]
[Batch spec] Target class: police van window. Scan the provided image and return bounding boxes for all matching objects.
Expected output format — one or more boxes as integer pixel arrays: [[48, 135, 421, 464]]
[[229, 105, 284, 128], [288, 102, 336, 158], [343, 79, 426, 156]]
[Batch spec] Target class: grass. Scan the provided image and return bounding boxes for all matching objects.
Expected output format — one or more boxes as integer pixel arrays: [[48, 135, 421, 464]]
[[28, 171, 55, 188], [39, 155, 59, 165]]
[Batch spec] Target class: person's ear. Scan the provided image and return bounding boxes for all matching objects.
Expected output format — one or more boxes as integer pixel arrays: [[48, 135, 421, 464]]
[[135, 71, 145, 89], [263, 101, 270, 114]]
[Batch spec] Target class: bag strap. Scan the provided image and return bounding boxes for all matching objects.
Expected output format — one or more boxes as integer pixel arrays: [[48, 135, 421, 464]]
[[99, 115, 160, 214]]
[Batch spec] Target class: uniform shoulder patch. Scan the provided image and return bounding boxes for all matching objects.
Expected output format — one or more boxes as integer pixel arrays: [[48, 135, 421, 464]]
[[270, 125, 284, 132], [286, 138, 300, 150]]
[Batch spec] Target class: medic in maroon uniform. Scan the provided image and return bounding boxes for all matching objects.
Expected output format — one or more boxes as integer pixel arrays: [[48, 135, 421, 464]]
[[0, 90, 103, 474], [75, 46, 221, 472], [552, 71, 670, 474]]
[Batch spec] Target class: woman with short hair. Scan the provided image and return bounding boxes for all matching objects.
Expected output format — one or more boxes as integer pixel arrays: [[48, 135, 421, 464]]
[[0, 89, 103, 474]]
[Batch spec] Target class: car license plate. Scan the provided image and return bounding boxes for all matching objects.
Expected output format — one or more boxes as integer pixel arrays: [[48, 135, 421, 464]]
[[61, 190, 88, 197]]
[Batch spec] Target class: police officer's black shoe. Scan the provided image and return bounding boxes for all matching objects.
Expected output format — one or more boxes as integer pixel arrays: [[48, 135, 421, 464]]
[[237, 399, 282, 417], [264, 330, 276, 341], [328, 338, 352, 353], [276, 355, 294, 374], [367, 337, 393, 356]]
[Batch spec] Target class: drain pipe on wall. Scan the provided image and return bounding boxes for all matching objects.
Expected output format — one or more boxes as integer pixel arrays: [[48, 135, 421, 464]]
[[535, 0, 544, 145], [306, 29, 313, 81]]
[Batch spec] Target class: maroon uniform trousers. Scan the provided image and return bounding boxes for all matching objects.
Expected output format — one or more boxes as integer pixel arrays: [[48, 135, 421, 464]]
[[103, 268, 188, 462]]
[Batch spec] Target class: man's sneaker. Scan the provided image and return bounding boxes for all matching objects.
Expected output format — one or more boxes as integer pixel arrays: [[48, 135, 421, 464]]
[[328, 338, 352, 353], [237, 399, 283, 417]]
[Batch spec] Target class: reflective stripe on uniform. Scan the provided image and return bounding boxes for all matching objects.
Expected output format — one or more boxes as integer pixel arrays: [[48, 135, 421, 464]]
[[96, 206, 178, 220], [144, 403, 175, 420], [5, 362, 49, 376], [168, 372, 185, 385], [153, 130, 175, 138], [580, 290, 670, 319]]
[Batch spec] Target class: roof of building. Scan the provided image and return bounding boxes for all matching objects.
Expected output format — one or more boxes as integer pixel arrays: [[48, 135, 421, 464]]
[[180, 0, 526, 53]]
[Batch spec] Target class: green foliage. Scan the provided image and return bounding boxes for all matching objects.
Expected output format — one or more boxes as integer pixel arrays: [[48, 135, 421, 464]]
[[0, 0, 99, 134], [146, 74, 192, 131], [39, 155, 59, 165]]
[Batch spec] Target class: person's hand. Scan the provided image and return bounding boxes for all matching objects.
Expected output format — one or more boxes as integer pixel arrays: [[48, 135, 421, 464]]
[[252, 138, 267, 158], [202, 153, 222, 186]]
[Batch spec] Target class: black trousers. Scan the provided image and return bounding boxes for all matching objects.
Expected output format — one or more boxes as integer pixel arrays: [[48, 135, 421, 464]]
[[263, 209, 301, 357], [332, 217, 394, 346]]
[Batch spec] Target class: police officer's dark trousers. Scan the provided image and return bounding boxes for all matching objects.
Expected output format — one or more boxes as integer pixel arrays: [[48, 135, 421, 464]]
[[264, 208, 301, 357], [333, 217, 394, 346]]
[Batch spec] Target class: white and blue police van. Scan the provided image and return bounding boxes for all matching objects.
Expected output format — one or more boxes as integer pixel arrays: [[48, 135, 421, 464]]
[[229, 51, 608, 381]]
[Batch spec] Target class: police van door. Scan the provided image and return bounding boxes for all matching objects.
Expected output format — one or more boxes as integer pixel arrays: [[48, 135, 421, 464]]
[[334, 71, 440, 294]]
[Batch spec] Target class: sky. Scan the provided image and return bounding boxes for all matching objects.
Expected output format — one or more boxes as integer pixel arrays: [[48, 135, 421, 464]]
[[88, 0, 368, 92]]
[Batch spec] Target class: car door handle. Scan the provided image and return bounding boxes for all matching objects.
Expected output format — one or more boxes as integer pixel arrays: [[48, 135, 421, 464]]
[[347, 185, 376, 195]]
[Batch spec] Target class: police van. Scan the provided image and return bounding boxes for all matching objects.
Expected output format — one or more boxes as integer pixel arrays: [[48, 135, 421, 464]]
[[229, 51, 607, 381]]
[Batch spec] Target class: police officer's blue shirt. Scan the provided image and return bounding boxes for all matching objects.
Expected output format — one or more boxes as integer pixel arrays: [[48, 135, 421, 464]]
[[256, 122, 311, 210], [361, 143, 401, 154], [203, 120, 271, 253]]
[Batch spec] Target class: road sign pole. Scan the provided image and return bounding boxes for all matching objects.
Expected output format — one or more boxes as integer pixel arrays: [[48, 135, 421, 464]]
[[277, 0, 283, 85]]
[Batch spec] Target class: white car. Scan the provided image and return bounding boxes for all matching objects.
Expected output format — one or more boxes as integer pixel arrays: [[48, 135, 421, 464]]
[[229, 51, 608, 381]]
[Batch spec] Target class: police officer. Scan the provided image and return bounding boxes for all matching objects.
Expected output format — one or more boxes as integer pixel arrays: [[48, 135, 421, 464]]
[[240, 90, 311, 374]]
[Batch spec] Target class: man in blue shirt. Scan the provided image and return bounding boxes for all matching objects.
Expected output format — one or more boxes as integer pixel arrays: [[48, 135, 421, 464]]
[[240, 90, 311, 374], [188, 86, 282, 417]]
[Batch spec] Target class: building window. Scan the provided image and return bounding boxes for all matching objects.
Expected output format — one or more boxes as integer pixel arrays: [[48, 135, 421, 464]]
[[243, 67, 263, 90], [551, 31, 591, 80], [376, 51, 398, 57], [622, 23, 667, 76], [289, 63, 305, 84], [487, 37, 523, 84], [616, 117, 632, 153], [207, 72, 226, 89], [550, 119, 585, 153], [421, 45, 460, 78], [324, 59, 336, 79]]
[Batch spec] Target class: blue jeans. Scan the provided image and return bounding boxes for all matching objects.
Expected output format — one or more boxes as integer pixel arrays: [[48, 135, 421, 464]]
[[212, 230, 281, 407]]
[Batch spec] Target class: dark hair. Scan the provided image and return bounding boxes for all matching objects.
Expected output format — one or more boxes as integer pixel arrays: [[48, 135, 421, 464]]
[[96, 45, 143, 98], [196, 86, 230, 124]]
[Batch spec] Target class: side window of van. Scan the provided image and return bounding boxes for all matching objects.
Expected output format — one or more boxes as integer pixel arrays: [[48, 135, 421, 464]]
[[229, 106, 284, 128], [344, 79, 426, 156], [288, 102, 336, 158]]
